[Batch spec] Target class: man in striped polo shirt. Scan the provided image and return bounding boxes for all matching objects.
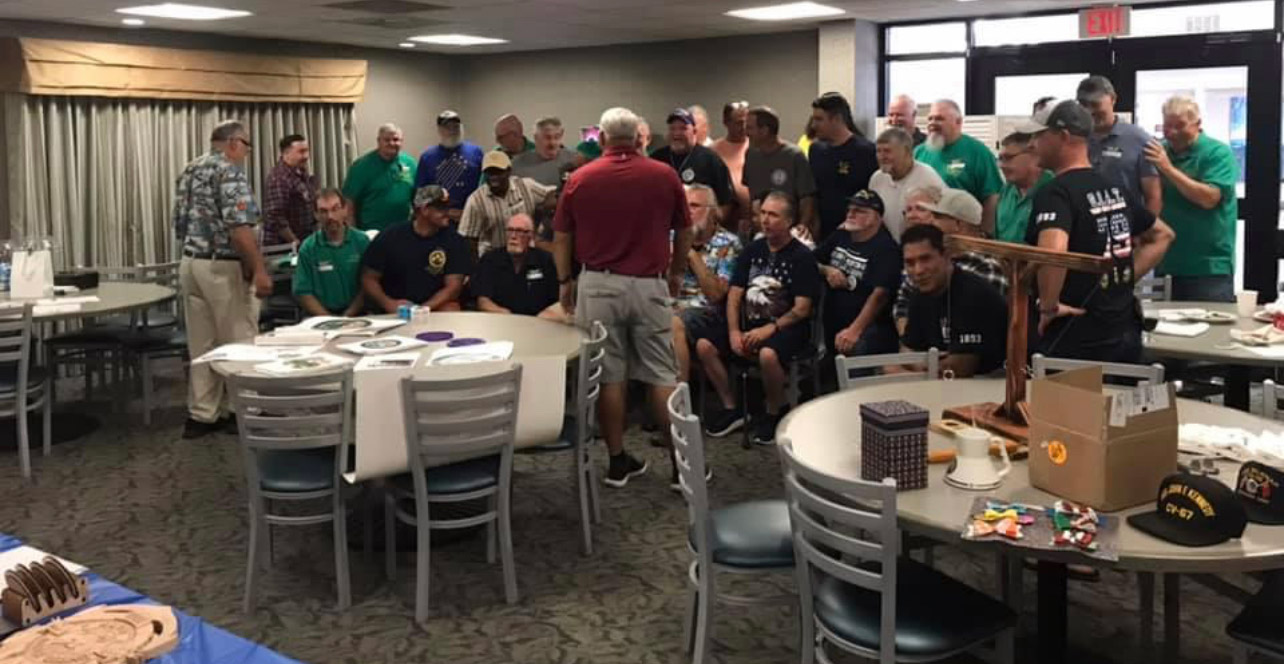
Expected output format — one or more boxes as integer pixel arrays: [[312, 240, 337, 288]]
[[459, 150, 556, 257]]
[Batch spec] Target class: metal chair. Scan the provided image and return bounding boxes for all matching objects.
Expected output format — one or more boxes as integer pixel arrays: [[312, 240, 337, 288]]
[[778, 437, 1017, 664], [1031, 353, 1165, 384], [517, 321, 607, 555], [227, 369, 354, 612], [0, 305, 51, 479], [116, 262, 187, 425], [669, 382, 794, 664], [260, 243, 300, 329], [1135, 274, 1173, 302], [834, 348, 941, 391], [1228, 571, 1284, 663], [1263, 379, 1281, 420], [386, 363, 522, 624]]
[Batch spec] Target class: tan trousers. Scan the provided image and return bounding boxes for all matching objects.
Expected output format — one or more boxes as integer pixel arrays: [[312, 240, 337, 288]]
[[181, 257, 259, 423]]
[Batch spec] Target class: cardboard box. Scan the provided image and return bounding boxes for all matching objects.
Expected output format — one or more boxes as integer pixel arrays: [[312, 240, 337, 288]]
[[1028, 367, 1178, 512]]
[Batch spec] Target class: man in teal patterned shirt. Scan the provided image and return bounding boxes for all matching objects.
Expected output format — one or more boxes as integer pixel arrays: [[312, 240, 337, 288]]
[[672, 184, 742, 389]]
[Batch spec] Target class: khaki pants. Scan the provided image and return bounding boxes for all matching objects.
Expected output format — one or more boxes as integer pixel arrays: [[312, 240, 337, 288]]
[[576, 270, 678, 387], [181, 257, 259, 423]]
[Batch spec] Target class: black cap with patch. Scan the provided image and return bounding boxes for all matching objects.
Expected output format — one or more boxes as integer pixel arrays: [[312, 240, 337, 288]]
[[1127, 473, 1248, 547], [847, 189, 885, 217], [1236, 462, 1284, 525], [436, 110, 462, 126]]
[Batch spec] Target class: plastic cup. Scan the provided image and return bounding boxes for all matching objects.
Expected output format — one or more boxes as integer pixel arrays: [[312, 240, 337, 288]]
[[1237, 290, 1258, 318]]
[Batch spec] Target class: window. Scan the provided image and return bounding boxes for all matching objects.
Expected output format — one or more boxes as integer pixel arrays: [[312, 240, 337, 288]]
[[973, 14, 1079, 47], [994, 73, 1089, 116], [1127, 1, 1275, 38], [888, 59, 967, 113], [885, 22, 967, 55]]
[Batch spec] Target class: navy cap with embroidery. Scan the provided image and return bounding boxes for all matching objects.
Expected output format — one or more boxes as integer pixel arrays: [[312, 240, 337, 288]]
[[436, 110, 462, 126], [1236, 462, 1284, 525], [666, 108, 695, 126], [1127, 473, 1248, 547], [846, 189, 885, 217]]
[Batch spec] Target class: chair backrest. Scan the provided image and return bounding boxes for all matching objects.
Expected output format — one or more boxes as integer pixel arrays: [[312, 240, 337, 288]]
[[1135, 274, 1173, 302], [835, 347, 940, 391], [400, 362, 522, 475], [1032, 353, 1164, 385], [0, 305, 33, 396], [573, 321, 608, 446], [778, 437, 900, 664], [668, 383, 712, 564], [1264, 379, 1281, 420]]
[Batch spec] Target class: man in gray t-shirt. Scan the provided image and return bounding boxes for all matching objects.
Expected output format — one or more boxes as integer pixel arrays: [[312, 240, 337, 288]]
[[512, 116, 579, 187], [1077, 76, 1161, 214], [742, 105, 818, 233]]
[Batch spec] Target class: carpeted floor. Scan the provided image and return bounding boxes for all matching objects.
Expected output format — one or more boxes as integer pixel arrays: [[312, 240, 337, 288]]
[[0, 364, 1261, 664]]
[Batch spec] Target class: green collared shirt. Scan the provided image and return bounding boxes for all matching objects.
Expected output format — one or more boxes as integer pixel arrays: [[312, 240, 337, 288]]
[[293, 227, 371, 313], [996, 171, 1053, 244], [1158, 132, 1240, 277]]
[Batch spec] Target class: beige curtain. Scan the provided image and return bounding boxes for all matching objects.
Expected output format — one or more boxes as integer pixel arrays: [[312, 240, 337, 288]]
[[4, 93, 358, 269]]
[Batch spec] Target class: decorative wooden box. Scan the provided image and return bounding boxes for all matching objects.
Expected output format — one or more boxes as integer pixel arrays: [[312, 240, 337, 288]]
[[1, 557, 88, 628], [860, 400, 929, 490]]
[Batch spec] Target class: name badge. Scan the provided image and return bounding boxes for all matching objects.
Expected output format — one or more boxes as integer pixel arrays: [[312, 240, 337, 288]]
[[318, 261, 335, 273], [947, 159, 966, 174], [1103, 147, 1124, 159], [527, 269, 545, 281]]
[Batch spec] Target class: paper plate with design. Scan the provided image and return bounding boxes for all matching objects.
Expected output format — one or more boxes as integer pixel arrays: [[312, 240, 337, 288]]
[[337, 335, 428, 356]]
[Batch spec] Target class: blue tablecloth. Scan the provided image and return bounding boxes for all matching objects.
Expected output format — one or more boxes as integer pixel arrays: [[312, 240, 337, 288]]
[[0, 533, 300, 664]]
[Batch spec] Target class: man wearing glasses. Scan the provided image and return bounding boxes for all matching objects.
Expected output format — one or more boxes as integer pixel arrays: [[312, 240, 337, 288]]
[[293, 189, 370, 317], [995, 132, 1053, 244], [471, 213, 564, 320]]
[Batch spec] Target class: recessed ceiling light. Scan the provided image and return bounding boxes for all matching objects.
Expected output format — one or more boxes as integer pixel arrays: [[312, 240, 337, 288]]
[[121, 17, 146, 26], [725, 2, 844, 21], [408, 34, 508, 46], [398, 42, 415, 48], [116, 3, 252, 20]]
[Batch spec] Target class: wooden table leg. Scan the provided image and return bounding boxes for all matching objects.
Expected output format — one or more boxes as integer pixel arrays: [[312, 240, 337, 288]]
[[1037, 561, 1068, 664]]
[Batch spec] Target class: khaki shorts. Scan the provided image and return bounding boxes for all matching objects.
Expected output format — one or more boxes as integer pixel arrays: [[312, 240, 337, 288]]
[[576, 270, 678, 386]]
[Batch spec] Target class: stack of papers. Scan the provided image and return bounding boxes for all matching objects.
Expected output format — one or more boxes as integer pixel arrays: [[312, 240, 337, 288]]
[[428, 341, 514, 366], [256, 352, 353, 376], [355, 352, 421, 371], [193, 343, 321, 364], [1153, 321, 1210, 337], [280, 316, 406, 339]]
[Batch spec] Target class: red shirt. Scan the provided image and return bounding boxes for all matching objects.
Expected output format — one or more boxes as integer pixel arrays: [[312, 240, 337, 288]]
[[554, 145, 691, 277]]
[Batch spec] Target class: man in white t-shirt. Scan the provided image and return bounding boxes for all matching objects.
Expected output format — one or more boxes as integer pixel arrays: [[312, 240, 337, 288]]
[[868, 127, 945, 240]]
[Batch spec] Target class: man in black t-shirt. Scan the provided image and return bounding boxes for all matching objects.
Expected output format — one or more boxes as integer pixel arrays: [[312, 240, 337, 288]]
[[815, 189, 901, 358], [809, 92, 879, 241], [694, 191, 820, 445], [1021, 100, 1175, 362], [362, 185, 474, 313], [651, 108, 735, 223], [472, 213, 563, 319], [899, 224, 1007, 377]]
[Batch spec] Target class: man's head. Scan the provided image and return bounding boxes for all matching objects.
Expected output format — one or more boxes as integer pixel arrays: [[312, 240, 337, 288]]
[[886, 94, 917, 131], [600, 107, 641, 149], [505, 213, 535, 255], [904, 186, 943, 228], [666, 108, 696, 154], [745, 106, 780, 150], [637, 117, 652, 154], [875, 127, 915, 177], [533, 117, 564, 159], [902, 223, 950, 295], [412, 185, 452, 228], [376, 123, 404, 160], [759, 191, 795, 242], [689, 105, 711, 144], [212, 120, 251, 165], [925, 100, 963, 149], [922, 189, 983, 237], [494, 114, 525, 155], [810, 92, 853, 143], [481, 151, 512, 196], [685, 184, 720, 234], [1162, 95, 1203, 152], [722, 101, 749, 142], [1022, 100, 1093, 172], [1076, 75, 1118, 135], [436, 110, 464, 149], [843, 189, 885, 236], [279, 134, 309, 169], [314, 188, 349, 235], [998, 132, 1041, 187]]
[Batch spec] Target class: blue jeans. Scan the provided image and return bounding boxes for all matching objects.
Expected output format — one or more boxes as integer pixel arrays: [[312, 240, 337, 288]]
[[1170, 275, 1234, 303]]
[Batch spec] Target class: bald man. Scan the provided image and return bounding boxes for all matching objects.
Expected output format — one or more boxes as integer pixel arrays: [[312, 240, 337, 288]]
[[494, 114, 534, 157]]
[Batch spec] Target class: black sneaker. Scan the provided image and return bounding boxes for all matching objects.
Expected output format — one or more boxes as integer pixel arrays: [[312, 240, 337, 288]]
[[669, 462, 714, 492], [604, 452, 649, 488], [220, 415, 239, 435], [751, 407, 790, 446], [182, 418, 222, 440], [704, 405, 746, 438]]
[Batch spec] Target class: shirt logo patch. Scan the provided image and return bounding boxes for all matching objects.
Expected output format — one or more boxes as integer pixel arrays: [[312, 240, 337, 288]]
[[837, 161, 851, 176], [770, 169, 788, 186], [681, 168, 695, 183], [1036, 212, 1057, 225], [947, 159, 966, 174], [427, 249, 447, 275], [1103, 148, 1124, 159]]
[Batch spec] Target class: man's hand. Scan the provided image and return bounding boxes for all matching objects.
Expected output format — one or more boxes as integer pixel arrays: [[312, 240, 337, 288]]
[[835, 327, 863, 355], [792, 225, 815, 246], [823, 266, 848, 290], [730, 330, 748, 358], [559, 280, 576, 318], [384, 299, 412, 314], [1038, 302, 1087, 335], [667, 273, 682, 298], [1143, 140, 1172, 173], [742, 324, 776, 352], [252, 270, 273, 299]]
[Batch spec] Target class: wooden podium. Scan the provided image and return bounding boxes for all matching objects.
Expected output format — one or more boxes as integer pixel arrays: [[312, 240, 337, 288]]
[[941, 235, 1112, 441]]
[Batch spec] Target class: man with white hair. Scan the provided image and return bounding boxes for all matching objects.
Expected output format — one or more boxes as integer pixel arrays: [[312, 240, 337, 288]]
[[472, 213, 563, 320], [341, 122, 417, 232], [886, 94, 926, 147], [690, 104, 713, 147], [414, 110, 483, 222], [512, 116, 578, 186], [914, 100, 1003, 236], [1144, 95, 1240, 302], [868, 127, 945, 239], [554, 107, 693, 489]]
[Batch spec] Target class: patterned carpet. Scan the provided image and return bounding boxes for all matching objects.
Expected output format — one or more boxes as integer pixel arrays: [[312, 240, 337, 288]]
[[0, 363, 1261, 664]]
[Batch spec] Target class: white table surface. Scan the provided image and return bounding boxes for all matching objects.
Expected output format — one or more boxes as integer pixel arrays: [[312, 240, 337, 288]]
[[1143, 300, 1281, 367], [2, 282, 175, 321]]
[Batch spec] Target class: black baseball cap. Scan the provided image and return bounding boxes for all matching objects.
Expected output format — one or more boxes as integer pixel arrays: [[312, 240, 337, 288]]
[[1236, 462, 1284, 525], [666, 108, 695, 126], [1015, 99, 1092, 138], [847, 189, 884, 217], [436, 110, 462, 126], [1127, 473, 1248, 547]]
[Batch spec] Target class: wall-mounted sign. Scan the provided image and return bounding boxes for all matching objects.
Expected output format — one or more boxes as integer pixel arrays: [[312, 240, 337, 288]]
[[1079, 5, 1131, 39]]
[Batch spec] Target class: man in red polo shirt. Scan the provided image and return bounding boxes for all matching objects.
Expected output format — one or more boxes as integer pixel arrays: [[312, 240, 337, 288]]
[[554, 107, 693, 489]]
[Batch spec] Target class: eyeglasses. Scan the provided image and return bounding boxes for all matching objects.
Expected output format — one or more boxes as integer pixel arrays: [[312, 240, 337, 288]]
[[234, 137, 253, 148], [506, 228, 534, 236]]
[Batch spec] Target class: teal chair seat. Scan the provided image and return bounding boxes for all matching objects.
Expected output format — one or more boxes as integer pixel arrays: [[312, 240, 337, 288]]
[[257, 448, 336, 493], [392, 455, 501, 495], [0, 366, 48, 393], [689, 499, 793, 569]]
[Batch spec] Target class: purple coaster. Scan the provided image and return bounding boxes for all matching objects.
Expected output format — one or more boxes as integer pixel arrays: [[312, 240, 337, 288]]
[[447, 337, 485, 347], [416, 331, 454, 343]]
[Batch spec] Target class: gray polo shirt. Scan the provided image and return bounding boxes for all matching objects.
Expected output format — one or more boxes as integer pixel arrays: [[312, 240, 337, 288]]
[[511, 148, 578, 187], [1088, 119, 1158, 207], [742, 142, 817, 203]]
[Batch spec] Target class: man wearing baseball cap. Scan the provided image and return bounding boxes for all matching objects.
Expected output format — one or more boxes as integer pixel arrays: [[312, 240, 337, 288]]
[[458, 150, 555, 257], [1022, 99, 1174, 363], [414, 110, 484, 221], [361, 185, 473, 314], [815, 189, 902, 360], [1077, 75, 1162, 216], [650, 107, 735, 224]]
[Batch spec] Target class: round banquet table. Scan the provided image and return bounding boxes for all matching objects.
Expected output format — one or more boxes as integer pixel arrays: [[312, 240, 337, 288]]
[[1141, 300, 1275, 411], [1, 282, 176, 321], [778, 377, 1284, 664]]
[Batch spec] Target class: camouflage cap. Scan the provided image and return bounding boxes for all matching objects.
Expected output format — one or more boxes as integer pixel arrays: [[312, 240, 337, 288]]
[[413, 185, 450, 210]]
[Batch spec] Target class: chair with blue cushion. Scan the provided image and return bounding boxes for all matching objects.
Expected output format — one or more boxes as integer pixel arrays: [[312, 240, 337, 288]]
[[0, 305, 51, 480], [385, 363, 522, 624], [517, 320, 607, 555], [1228, 570, 1284, 663], [228, 369, 353, 612], [777, 437, 1016, 664], [668, 382, 794, 664]]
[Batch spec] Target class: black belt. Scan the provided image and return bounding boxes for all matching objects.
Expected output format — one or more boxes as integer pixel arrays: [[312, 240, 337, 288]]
[[183, 248, 239, 261]]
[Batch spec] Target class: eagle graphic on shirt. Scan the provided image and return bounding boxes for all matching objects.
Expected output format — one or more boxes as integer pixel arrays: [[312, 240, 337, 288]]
[[746, 275, 791, 321]]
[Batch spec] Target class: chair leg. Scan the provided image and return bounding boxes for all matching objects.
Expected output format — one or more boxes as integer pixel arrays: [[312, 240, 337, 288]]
[[41, 383, 51, 458], [589, 462, 602, 524], [333, 493, 352, 610], [243, 504, 264, 612], [498, 488, 518, 605], [414, 494, 432, 625], [995, 627, 1016, 664], [683, 581, 698, 654], [923, 545, 935, 568], [577, 453, 593, 556], [141, 355, 153, 426], [384, 491, 397, 581], [692, 562, 713, 664], [16, 398, 30, 479], [362, 488, 374, 563], [486, 500, 497, 565]]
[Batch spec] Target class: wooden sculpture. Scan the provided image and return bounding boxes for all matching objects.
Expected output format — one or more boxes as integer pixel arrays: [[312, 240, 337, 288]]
[[0, 605, 180, 664], [941, 235, 1111, 441], [1, 557, 88, 627]]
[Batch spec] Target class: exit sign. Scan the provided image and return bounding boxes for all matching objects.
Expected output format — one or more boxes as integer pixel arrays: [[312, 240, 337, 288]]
[[1079, 5, 1131, 39]]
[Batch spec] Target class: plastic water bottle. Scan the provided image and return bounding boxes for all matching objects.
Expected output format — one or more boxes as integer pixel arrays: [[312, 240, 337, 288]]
[[0, 261, 11, 293]]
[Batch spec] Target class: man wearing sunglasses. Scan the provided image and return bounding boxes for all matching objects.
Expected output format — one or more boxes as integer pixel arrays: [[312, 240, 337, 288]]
[[472, 212, 563, 320]]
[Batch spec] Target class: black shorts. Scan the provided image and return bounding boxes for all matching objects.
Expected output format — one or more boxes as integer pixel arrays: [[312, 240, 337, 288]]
[[680, 306, 729, 349]]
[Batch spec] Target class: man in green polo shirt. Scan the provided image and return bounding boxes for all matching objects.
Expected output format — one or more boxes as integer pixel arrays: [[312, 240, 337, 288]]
[[1145, 95, 1240, 302], [995, 132, 1053, 244], [341, 123, 417, 232], [915, 99, 1004, 237], [294, 188, 371, 316]]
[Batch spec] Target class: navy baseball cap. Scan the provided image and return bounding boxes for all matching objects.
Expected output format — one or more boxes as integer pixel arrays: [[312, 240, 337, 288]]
[[436, 110, 462, 126], [666, 108, 695, 126], [847, 189, 885, 217], [1128, 473, 1248, 547]]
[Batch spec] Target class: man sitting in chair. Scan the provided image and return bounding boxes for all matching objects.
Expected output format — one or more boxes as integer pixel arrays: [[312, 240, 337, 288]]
[[293, 188, 370, 317], [693, 191, 820, 445], [814, 189, 902, 359], [471, 212, 564, 320], [361, 185, 473, 313], [897, 224, 1007, 378]]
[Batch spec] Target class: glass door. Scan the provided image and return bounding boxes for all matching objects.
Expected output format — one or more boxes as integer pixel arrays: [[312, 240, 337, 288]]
[[966, 42, 1112, 116]]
